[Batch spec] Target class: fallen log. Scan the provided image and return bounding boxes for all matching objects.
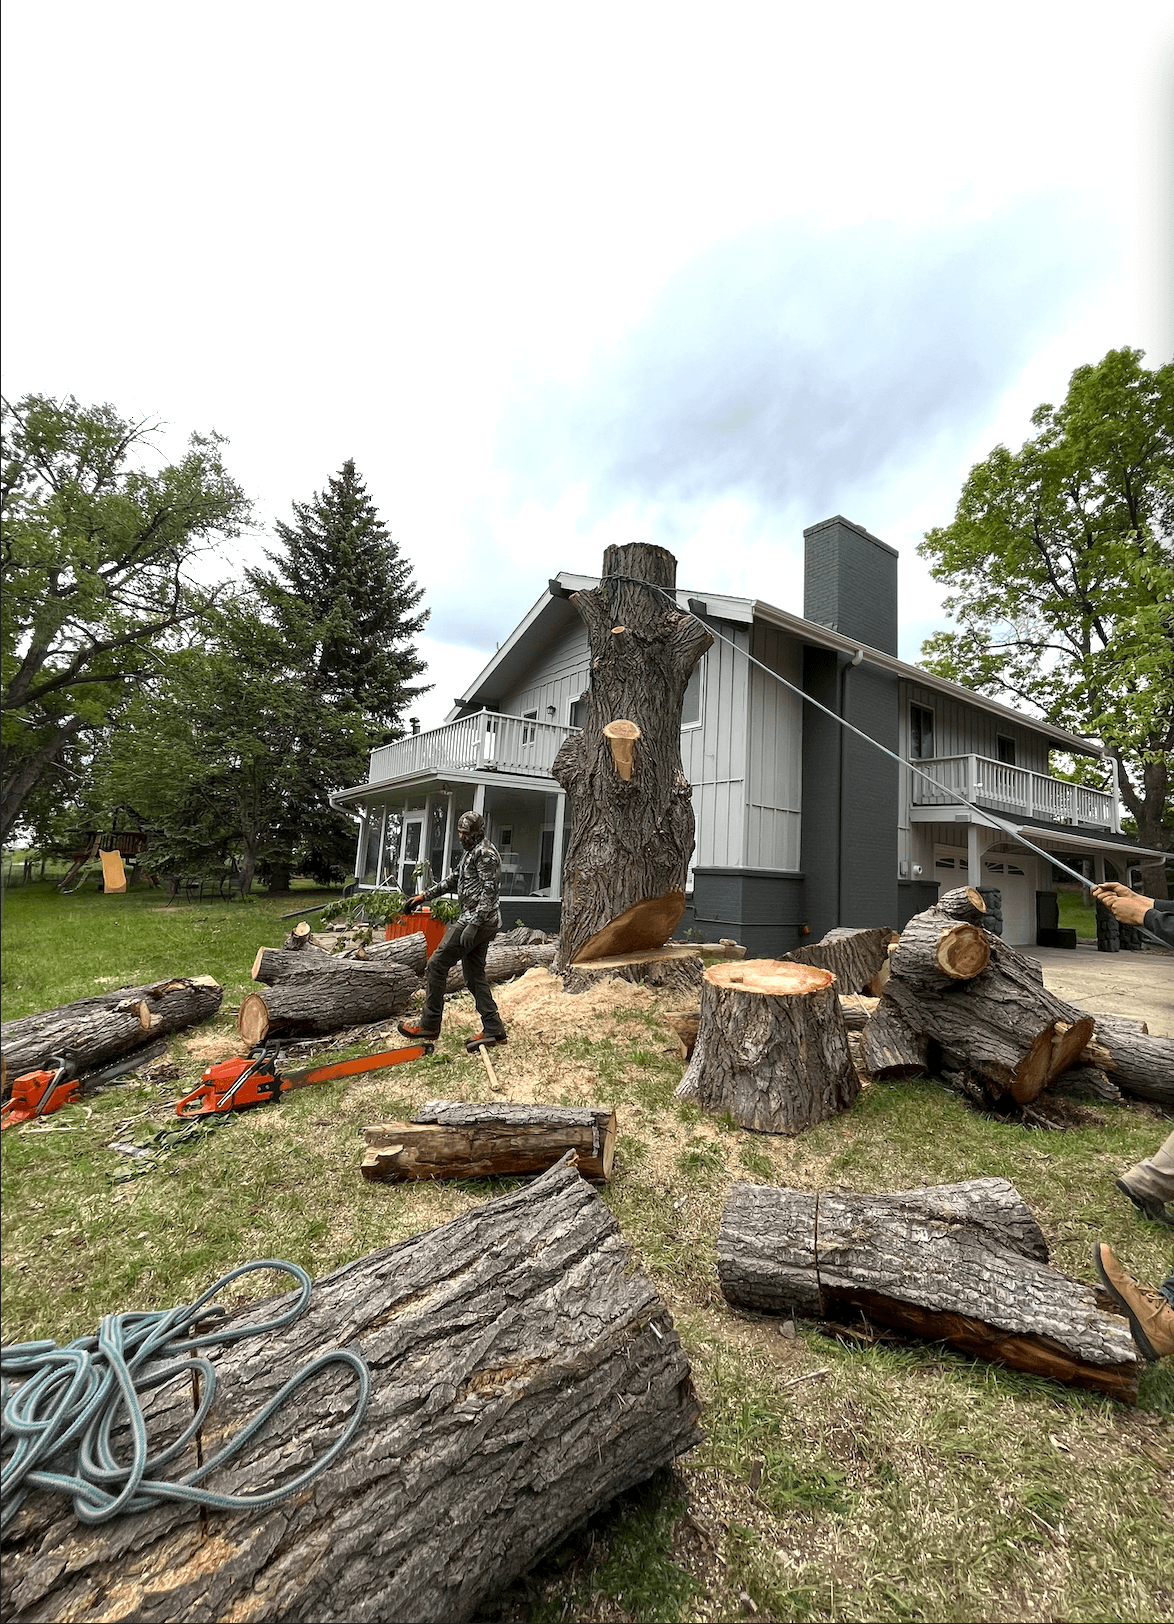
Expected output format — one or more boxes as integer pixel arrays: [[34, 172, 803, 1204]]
[[786, 926, 898, 996], [889, 907, 991, 987], [1, 977, 223, 1080], [677, 960, 858, 1133], [934, 885, 989, 925], [1049, 1064, 1124, 1105], [238, 965, 420, 1045], [447, 940, 558, 995], [717, 1179, 1139, 1401], [1084, 1014, 1174, 1108], [562, 945, 704, 998], [0, 1157, 703, 1624], [665, 1011, 700, 1060], [862, 994, 930, 1079], [838, 994, 879, 1032], [362, 1101, 618, 1182], [884, 926, 1094, 1105]]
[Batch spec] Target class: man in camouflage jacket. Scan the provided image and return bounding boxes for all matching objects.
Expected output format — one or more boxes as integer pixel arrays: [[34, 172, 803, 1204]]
[[398, 810, 507, 1047]]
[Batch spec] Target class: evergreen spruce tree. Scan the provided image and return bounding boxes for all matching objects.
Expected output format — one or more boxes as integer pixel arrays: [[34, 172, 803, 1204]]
[[249, 460, 429, 733]]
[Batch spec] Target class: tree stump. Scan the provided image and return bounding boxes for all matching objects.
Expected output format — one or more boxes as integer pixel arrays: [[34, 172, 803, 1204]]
[[553, 543, 712, 968], [676, 960, 858, 1133], [1, 1158, 703, 1624], [717, 1179, 1139, 1401], [239, 965, 420, 1044], [1, 977, 223, 1079], [362, 1102, 618, 1182]]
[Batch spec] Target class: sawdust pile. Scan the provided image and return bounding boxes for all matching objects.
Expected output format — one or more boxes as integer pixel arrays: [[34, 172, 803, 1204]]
[[494, 967, 662, 1042]]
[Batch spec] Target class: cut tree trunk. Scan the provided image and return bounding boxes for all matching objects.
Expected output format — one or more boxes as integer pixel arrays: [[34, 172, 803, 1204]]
[[838, 995, 879, 1032], [889, 907, 992, 987], [677, 960, 858, 1133], [254, 936, 431, 983], [444, 941, 558, 995], [0, 1158, 703, 1624], [362, 1102, 618, 1182], [553, 543, 713, 968], [862, 994, 930, 1079], [239, 965, 420, 1045], [1083, 1014, 1174, 1107], [786, 927, 898, 996], [934, 885, 989, 925], [282, 920, 313, 950], [561, 946, 705, 998], [884, 926, 1094, 1105], [717, 1179, 1139, 1401], [1, 977, 223, 1080]]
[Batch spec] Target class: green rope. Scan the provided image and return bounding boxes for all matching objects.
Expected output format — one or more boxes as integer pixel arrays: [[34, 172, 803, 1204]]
[[1, 1259, 370, 1530]]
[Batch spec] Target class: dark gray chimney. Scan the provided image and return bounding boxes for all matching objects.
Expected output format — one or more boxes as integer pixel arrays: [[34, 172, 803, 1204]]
[[803, 515, 898, 656]]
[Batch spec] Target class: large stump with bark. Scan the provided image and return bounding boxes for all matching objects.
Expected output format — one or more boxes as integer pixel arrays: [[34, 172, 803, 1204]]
[[1, 1158, 703, 1624], [677, 960, 858, 1133], [1, 977, 223, 1081], [553, 543, 712, 968], [718, 1179, 1139, 1401]]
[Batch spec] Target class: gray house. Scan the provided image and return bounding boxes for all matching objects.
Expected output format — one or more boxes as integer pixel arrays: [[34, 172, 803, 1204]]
[[332, 517, 1163, 949]]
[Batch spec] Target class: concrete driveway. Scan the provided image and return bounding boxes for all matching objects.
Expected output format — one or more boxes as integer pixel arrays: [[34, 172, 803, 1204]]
[[1018, 939, 1174, 1037]]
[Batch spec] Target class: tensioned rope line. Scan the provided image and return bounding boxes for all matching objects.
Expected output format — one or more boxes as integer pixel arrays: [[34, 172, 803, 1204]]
[[598, 571, 1165, 946], [1, 1258, 370, 1530]]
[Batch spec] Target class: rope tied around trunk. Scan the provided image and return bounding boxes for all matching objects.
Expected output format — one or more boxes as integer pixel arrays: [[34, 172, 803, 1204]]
[[1, 1258, 370, 1531]]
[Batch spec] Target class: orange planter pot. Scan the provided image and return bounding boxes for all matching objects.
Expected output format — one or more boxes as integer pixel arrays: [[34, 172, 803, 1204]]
[[386, 909, 448, 958]]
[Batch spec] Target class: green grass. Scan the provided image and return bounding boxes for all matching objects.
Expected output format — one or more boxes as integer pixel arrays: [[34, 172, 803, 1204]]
[[1057, 887, 1098, 939], [3, 880, 1172, 1623]]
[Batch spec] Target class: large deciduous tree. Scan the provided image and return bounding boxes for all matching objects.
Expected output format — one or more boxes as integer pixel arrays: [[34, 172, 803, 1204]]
[[918, 349, 1173, 892], [0, 394, 251, 843]]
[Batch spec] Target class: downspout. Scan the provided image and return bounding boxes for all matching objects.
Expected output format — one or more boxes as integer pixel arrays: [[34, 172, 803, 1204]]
[[836, 649, 864, 927]]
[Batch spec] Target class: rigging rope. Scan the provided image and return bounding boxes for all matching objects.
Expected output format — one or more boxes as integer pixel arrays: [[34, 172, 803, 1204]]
[[1, 1258, 370, 1530], [599, 571, 1165, 946]]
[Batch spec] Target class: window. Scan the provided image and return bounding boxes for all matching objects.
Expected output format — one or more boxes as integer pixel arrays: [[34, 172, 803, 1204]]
[[522, 710, 537, 745], [569, 694, 587, 728], [910, 704, 934, 759], [681, 662, 703, 728], [996, 735, 1016, 765]]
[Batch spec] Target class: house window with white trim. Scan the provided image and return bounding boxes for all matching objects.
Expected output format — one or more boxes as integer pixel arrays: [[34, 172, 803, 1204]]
[[910, 704, 934, 759], [681, 662, 703, 728]]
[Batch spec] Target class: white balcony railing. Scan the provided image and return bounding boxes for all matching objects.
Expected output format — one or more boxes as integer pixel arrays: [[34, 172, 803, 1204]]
[[368, 710, 579, 785], [911, 753, 1117, 830]]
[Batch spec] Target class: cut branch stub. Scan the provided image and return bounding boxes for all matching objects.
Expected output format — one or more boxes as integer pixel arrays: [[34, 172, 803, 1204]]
[[602, 718, 641, 780], [678, 959, 858, 1134]]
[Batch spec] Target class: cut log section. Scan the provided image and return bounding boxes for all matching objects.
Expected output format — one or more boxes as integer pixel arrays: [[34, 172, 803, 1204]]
[[786, 927, 899, 996], [1, 1158, 703, 1624], [838, 994, 879, 1032], [717, 1179, 1139, 1402], [602, 718, 641, 781], [677, 960, 858, 1134], [884, 927, 1094, 1105], [562, 945, 704, 999], [282, 920, 313, 950], [889, 908, 992, 986], [238, 965, 421, 1045], [362, 1102, 618, 1182], [446, 941, 558, 995], [934, 885, 989, 925], [862, 994, 930, 1079], [1085, 1014, 1174, 1107], [1, 976, 223, 1080], [665, 1011, 700, 1059]]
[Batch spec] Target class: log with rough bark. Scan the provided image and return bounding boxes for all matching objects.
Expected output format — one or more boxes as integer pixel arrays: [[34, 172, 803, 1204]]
[[1, 977, 223, 1080], [889, 907, 992, 987], [1049, 1064, 1124, 1105], [884, 927, 1094, 1105], [934, 885, 989, 925], [717, 1179, 1139, 1401], [553, 543, 713, 968], [665, 1011, 700, 1059], [1082, 1013, 1174, 1107], [862, 993, 930, 1079], [362, 1101, 618, 1182], [838, 994, 879, 1031], [350, 933, 430, 973], [0, 1158, 703, 1624], [561, 945, 705, 998], [238, 964, 420, 1045], [786, 927, 898, 997], [282, 920, 313, 950], [677, 960, 858, 1133], [445, 941, 558, 995]]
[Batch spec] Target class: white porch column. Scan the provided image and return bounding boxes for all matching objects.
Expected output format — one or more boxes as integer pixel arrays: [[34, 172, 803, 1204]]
[[1093, 853, 1106, 887], [420, 794, 433, 887], [967, 821, 982, 889], [1107, 755, 1122, 833], [354, 809, 370, 883], [441, 793, 455, 880], [551, 791, 567, 901], [473, 782, 486, 816], [372, 808, 387, 887]]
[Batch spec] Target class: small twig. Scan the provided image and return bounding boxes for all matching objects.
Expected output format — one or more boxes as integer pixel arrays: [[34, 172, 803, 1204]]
[[781, 1367, 831, 1388]]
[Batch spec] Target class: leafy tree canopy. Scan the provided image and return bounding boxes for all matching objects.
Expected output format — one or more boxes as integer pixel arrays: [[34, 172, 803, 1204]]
[[248, 458, 429, 732], [1, 393, 251, 843], [918, 348, 1173, 881]]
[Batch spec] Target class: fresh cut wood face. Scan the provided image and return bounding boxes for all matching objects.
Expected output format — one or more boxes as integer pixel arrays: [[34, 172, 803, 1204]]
[[704, 960, 836, 996]]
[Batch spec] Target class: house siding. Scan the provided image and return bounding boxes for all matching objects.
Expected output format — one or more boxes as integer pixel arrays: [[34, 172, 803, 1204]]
[[683, 624, 750, 874], [500, 620, 591, 725], [899, 679, 1050, 772], [745, 622, 804, 871]]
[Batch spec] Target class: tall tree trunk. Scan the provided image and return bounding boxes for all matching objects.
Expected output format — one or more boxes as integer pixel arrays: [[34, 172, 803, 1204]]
[[553, 544, 712, 967]]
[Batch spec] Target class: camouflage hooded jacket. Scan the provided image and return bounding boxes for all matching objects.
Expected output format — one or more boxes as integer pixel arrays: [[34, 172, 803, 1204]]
[[423, 840, 502, 931]]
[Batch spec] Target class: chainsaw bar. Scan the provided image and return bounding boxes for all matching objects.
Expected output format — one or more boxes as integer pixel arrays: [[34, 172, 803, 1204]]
[[175, 1043, 432, 1118]]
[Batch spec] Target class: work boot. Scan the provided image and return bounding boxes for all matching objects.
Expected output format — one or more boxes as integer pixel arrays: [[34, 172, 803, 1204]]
[[397, 1020, 440, 1042], [1094, 1244, 1174, 1361], [1117, 1131, 1174, 1227], [466, 1032, 507, 1052]]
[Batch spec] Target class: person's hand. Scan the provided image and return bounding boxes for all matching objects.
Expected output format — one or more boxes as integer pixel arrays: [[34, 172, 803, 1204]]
[[1092, 883, 1153, 926], [402, 894, 425, 915], [460, 921, 480, 950]]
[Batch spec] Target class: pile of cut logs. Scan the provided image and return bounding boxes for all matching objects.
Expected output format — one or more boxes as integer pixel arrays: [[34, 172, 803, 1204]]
[[239, 921, 557, 1045], [674, 888, 1172, 1131]]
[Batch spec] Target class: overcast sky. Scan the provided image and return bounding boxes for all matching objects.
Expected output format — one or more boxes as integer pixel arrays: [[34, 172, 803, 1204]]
[[3, 1, 1171, 726]]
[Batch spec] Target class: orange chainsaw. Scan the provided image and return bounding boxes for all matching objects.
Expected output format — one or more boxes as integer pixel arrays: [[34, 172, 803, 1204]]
[[175, 1042, 433, 1119], [1, 1043, 173, 1131]]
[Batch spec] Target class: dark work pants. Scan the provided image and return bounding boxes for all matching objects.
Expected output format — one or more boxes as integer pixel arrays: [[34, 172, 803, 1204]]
[[421, 921, 506, 1038]]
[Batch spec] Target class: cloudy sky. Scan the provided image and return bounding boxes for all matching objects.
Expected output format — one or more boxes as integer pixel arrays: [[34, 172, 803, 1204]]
[[3, 1, 1171, 726]]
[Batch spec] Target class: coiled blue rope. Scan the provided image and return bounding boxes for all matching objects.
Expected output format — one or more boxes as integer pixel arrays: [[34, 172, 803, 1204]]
[[1, 1259, 370, 1532]]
